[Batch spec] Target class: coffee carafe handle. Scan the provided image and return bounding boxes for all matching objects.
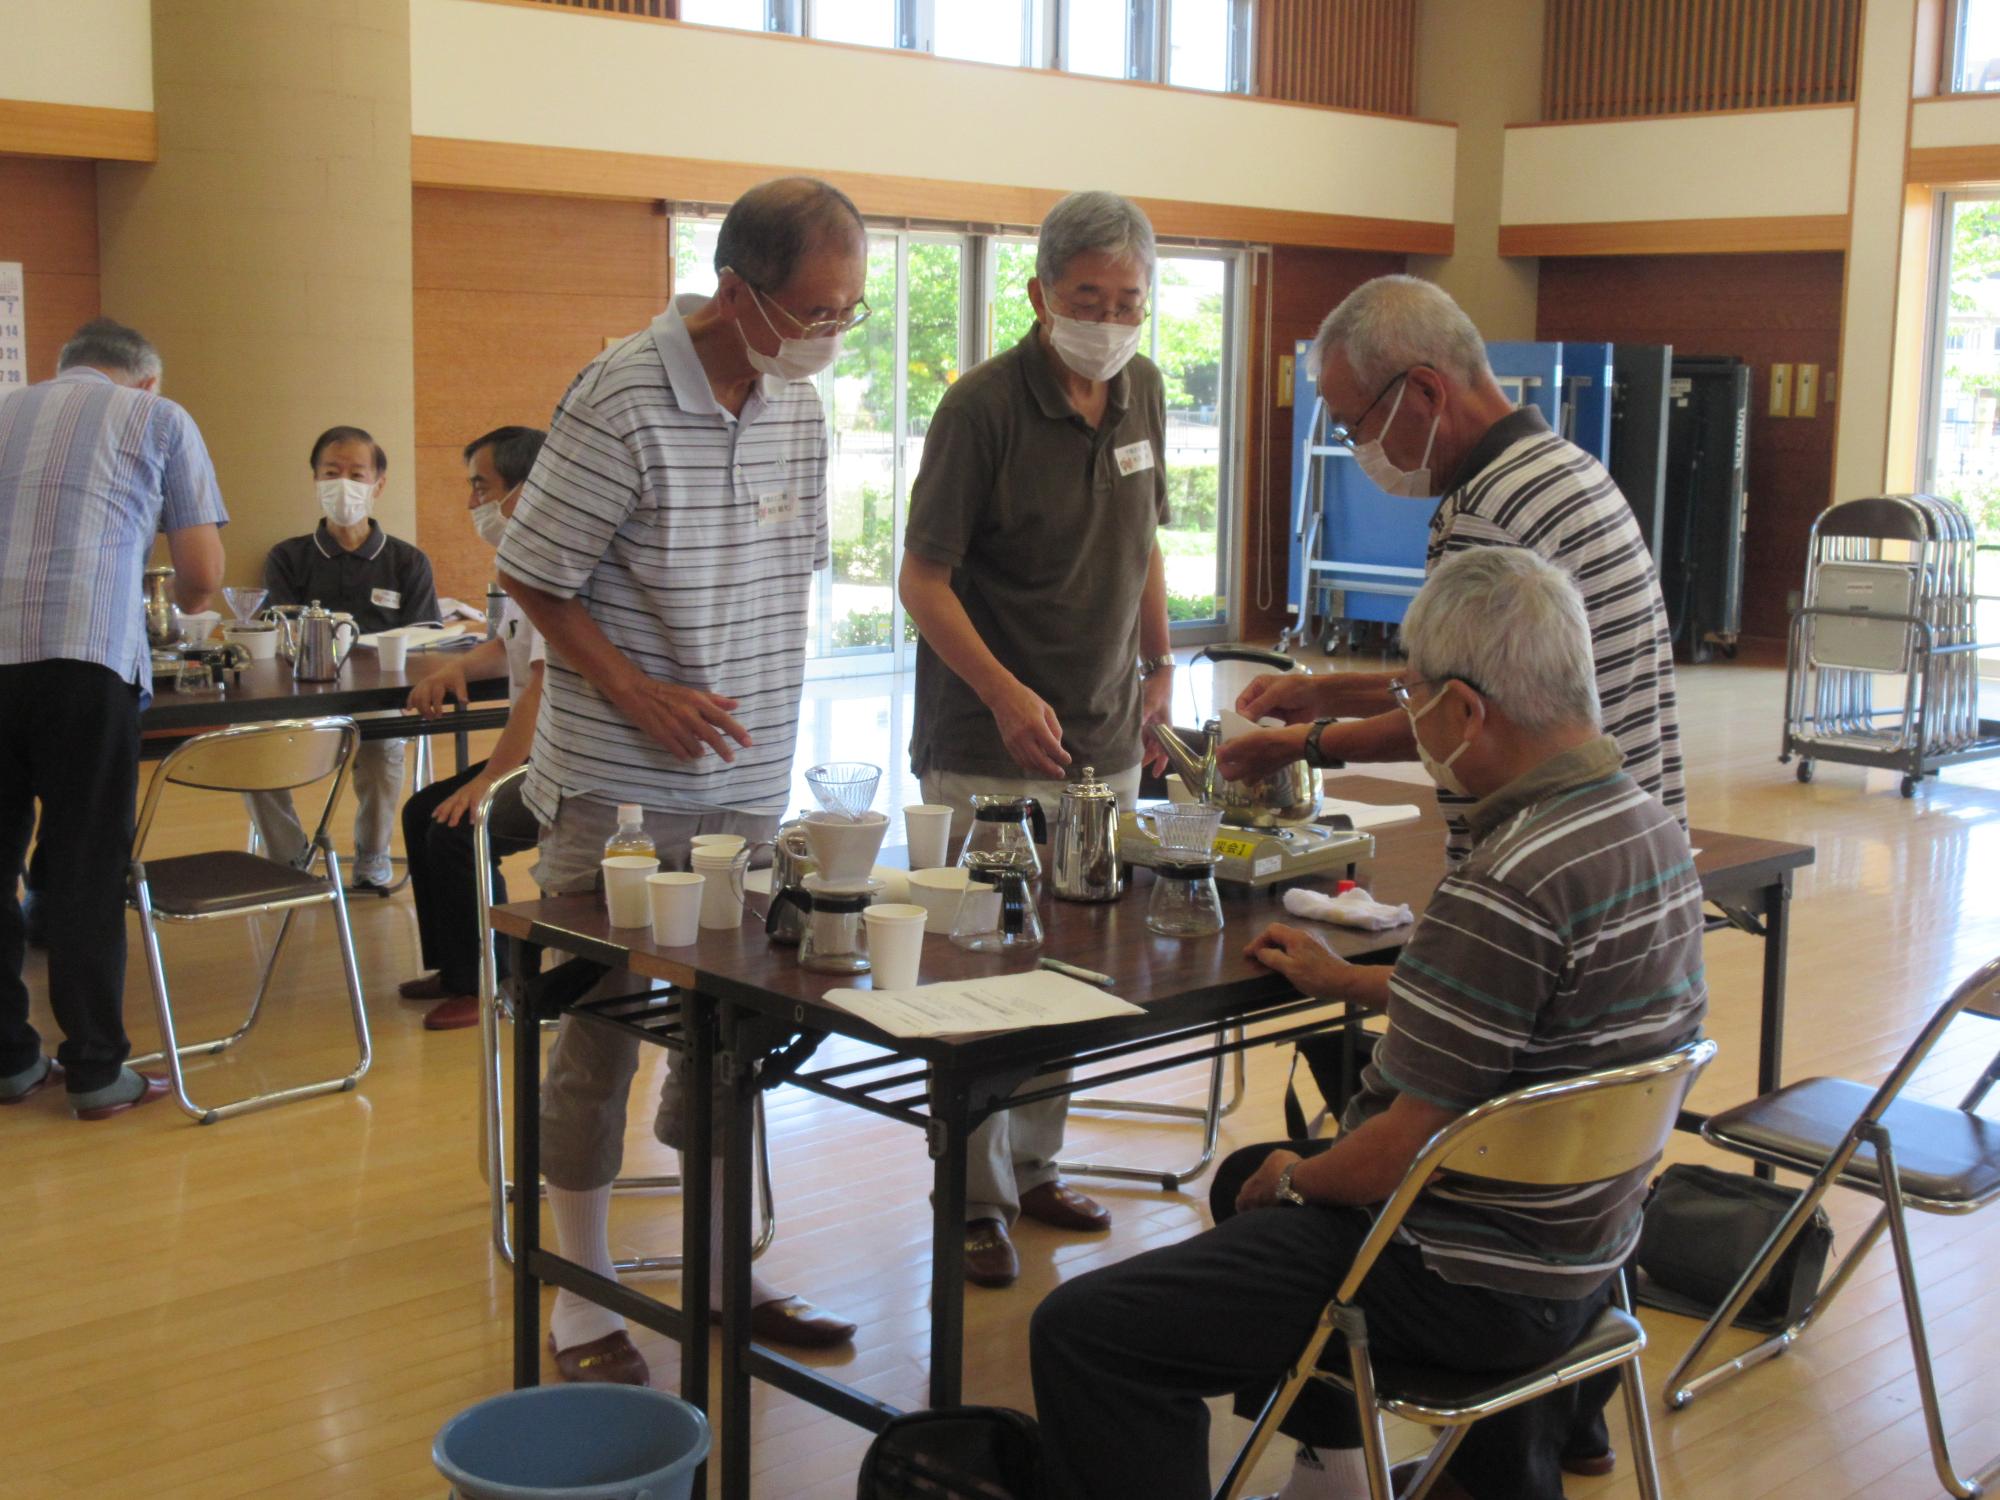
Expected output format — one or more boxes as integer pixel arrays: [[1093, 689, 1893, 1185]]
[[1027, 798, 1047, 845]]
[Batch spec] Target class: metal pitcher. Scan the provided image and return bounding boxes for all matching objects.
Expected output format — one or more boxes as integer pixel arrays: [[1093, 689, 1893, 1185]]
[[1151, 719, 1321, 828], [143, 566, 183, 648], [1049, 766, 1122, 903], [762, 818, 818, 946], [286, 600, 358, 682]]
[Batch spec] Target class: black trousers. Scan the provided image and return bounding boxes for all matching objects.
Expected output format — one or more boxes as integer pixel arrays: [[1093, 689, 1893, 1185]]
[[400, 761, 535, 995], [1029, 1141, 1611, 1500], [0, 660, 141, 1094]]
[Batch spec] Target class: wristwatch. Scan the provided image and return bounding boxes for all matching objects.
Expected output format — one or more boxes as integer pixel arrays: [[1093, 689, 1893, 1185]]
[[1274, 1159, 1308, 1207], [1302, 717, 1336, 769], [1138, 653, 1175, 680]]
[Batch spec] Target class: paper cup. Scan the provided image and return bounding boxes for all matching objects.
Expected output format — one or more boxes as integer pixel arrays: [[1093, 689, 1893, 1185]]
[[906, 867, 970, 931], [690, 832, 746, 858], [180, 610, 221, 643], [647, 871, 704, 947], [602, 855, 660, 928], [376, 632, 409, 671], [863, 903, 927, 990], [223, 624, 279, 660], [1165, 774, 1196, 805], [902, 804, 953, 870], [692, 849, 748, 929]]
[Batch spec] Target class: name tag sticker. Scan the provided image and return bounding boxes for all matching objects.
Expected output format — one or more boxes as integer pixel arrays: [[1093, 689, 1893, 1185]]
[[371, 587, 401, 610], [1114, 440, 1156, 476], [757, 491, 799, 528]]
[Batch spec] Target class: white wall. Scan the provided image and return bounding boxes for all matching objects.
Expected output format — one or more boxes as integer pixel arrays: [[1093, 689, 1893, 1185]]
[[1500, 107, 1854, 225], [1910, 92, 2000, 147], [409, 0, 1456, 228], [0, 0, 152, 111]]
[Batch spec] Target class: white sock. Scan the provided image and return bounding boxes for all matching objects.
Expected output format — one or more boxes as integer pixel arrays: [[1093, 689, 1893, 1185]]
[[1277, 1442, 1372, 1500], [700, 1171, 786, 1312], [546, 1184, 627, 1350]]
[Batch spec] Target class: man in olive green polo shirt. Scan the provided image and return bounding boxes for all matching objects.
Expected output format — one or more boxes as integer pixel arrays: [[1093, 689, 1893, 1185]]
[[899, 189, 1175, 1288]]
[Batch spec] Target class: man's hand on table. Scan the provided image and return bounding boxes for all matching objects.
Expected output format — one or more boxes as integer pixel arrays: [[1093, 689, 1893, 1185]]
[[406, 662, 470, 718], [1246, 922, 1352, 996], [614, 676, 751, 763], [1236, 1148, 1305, 1213]]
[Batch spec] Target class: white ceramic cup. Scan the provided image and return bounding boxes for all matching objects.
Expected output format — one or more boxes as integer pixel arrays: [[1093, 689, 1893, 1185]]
[[692, 848, 750, 929], [223, 623, 279, 660], [375, 632, 409, 672], [862, 903, 927, 990], [601, 854, 660, 928], [802, 810, 889, 883], [905, 867, 970, 931], [647, 871, 704, 947], [902, 804, 954, 870]]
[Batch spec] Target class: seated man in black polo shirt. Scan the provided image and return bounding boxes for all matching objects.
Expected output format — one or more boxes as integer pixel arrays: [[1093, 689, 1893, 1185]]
[[248, 425, 439, 892]]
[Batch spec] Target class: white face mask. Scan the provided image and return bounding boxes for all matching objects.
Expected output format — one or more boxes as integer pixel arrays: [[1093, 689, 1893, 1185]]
[[1351, 381, 1441, 499], [470, 499, 508, 548], [739, 285, 843, 382], [1047, 311, 1144, 384], [317, 477, 373, 528], [1405, 685, 1472, 796]]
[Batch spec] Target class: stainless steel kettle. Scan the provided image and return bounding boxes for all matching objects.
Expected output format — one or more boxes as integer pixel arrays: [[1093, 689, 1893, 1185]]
[[762, 819, 818, 945], [143, 566, 183, 648], [1049, 766, 1122, 903], [1151, 719, 1321, 828], [286, 600, 358, 683]]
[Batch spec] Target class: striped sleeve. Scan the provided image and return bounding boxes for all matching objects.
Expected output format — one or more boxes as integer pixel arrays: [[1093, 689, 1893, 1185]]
[[1374, 866, 1564, 1111], [499, 375, 642, 600], [154, 400, 228, 532]]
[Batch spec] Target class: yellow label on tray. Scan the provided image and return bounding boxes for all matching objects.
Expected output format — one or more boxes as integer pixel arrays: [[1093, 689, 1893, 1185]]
[[1211, 835, 1262, 860]]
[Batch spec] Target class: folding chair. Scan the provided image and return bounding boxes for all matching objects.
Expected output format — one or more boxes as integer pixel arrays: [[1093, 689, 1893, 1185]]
[[128, 717, 372, 1124], [472, 768, 776, 1274], [1665, 955, 2000, 1499], [1215, 1039, 1717, 1500]]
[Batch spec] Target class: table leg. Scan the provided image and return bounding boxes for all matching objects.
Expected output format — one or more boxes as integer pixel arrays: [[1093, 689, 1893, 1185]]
[[927, 1078, 971, 1410], [454, 713, 471, 775], [679, 990, 712, 1470], [1754, 875, 1792, 1183], [718, 1002, 758, 1500], [511, 935, 543, 1390]]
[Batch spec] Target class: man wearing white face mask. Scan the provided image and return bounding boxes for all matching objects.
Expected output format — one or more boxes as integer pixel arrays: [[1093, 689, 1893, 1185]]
[[1220, 276, 1684, 870], [899, 190, 1175, 1287], [253, 426, 440, 892], [394, 426, 547, 1031]]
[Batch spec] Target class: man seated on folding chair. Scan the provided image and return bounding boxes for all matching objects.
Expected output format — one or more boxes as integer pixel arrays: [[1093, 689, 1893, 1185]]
[[1029, 547, 1709, 1500]]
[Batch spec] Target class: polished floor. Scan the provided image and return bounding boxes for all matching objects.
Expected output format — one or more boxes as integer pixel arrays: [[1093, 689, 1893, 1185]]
[[6, 655, 2000, 1498]]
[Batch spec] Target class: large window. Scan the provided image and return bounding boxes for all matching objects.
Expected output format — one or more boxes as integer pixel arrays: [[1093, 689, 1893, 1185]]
[[1951, 0, 2000, 92]]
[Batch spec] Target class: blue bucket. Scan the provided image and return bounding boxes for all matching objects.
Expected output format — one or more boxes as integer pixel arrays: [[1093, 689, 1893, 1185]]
[[434, 1385, 710, 1500]]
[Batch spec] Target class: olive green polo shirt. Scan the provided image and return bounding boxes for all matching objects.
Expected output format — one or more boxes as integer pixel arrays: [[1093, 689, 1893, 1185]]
[[904, 328, 1171, 778]]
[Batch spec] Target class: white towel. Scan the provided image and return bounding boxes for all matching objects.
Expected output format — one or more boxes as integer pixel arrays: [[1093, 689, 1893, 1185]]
[[1282, 886, 1414, 931]]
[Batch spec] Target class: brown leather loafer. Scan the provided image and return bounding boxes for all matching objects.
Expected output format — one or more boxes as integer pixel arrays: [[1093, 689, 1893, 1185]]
[[423, 994, 480, 1031], [965, 1218, 1020, 1287], [398, 972, 451, 1000], [742, 1296, 857, 1349], [548, 1330, 649, 1385], [1019, 1180, 1111, 1232], [73, 1072, 169, 1121], [0, 1058, 60, 1104]]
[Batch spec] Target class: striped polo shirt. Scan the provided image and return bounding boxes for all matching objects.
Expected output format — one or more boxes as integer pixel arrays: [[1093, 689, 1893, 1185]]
[[1427, 407, 1685, 863], [1342, 735, 1708, 1299], [498, 295, 831, 827]]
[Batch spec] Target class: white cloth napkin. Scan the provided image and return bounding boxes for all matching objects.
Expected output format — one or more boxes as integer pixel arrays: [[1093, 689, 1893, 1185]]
[[1282, 885, 1414, 931]]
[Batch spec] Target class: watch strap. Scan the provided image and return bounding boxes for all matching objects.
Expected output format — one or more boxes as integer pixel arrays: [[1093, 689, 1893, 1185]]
[[1303, 718, 1335, 769]]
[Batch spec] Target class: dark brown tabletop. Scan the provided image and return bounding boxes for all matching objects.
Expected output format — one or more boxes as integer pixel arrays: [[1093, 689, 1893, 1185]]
[[141, 647, 509, 740]]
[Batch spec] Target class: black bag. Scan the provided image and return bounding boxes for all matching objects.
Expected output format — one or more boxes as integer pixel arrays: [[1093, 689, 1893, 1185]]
[[857, 1407, 1044, 1500], [1634, 1163, 1834, 1334]]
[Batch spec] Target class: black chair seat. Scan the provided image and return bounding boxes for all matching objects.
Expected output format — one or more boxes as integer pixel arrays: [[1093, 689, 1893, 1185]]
[[1706, 1077, 2000, 1207], [1316, 1306, 1643, 1417], [137, 851, 334, 917]]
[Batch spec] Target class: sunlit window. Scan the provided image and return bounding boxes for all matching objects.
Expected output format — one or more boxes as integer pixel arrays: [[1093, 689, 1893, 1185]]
[[1066, 0, 1128, 77], [810, 0, 896, 48], [679, 0, 765, 30], [934, 0, 1027, 66], [1953, 0, 2000, 91], [1168, 0, 1230, 91]]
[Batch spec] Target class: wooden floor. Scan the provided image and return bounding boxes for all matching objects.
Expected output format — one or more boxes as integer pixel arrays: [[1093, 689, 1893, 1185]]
[[7, 657, 2000, 1499]]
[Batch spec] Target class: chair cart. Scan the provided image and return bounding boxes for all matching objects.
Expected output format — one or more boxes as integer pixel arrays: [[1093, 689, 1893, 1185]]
[[1781, 494, 2000, 797]]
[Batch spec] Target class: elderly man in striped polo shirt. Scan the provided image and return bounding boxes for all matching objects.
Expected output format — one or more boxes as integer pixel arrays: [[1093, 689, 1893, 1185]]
[[499, 178, 866, 1383], [1031, 548, 1708, 1500]]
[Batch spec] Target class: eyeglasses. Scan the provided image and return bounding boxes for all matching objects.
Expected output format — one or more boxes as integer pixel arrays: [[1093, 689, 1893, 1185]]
[[1326, 368, 1418, 448], [1048, 289, 1149, 327], [1388, 674, 1484, 709], [728, 268, 872, 338]]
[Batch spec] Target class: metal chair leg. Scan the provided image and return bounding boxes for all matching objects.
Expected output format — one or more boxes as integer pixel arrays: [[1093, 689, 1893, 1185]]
[[1058, 1025, 1247, 1190], [1612, 1272, 1666, 1500], [130, 906, 297, 1066]]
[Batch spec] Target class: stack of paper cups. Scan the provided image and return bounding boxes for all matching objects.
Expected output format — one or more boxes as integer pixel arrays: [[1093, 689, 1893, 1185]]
[[601, 855, 659, 928], [862, 903, 927, 989], [902, 804, 953, 870], [691, 847, 747, 929], [647, 871, 704, 946]]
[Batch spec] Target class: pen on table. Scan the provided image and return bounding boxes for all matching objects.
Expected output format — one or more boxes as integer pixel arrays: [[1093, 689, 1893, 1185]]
[[1039, 956, 1114, 987]]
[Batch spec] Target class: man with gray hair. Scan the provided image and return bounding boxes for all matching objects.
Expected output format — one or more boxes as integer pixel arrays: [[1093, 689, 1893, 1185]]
[[1031, 547, 1707, 1500], [0, 318, 227, 1120], [900, 189, 1176, 1285], [1220, 275, 1684, 865]]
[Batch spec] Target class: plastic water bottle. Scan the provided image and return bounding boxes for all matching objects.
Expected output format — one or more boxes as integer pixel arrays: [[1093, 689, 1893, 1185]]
[[603, 803, 656, 861], [484, 583, 506, 641]]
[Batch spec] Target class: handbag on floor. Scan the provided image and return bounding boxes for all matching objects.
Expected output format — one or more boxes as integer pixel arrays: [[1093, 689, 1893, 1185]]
[[1634, 1162, 1834, 1334], [857, 1406, 1044, 1500]]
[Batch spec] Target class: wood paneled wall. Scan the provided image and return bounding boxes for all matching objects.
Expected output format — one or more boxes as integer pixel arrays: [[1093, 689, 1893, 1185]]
[[1242, 246, 1408, 642], [412, 188, 670, 606], [1541, 0, 1860, 121], [531, 0, 675, 16], [1536, 252, 1845, 644], [0, 156, 101, 384], [1256, 0, 1418, 116]]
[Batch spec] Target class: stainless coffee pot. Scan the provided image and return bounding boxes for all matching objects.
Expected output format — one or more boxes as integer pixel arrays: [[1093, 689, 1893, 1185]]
[[762, 818, 818, 946], [284, 600, 358, 683], [143, 566, 183, 648], [1049, 767, 1122, 903], [1151, 720, 1321, 828]]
